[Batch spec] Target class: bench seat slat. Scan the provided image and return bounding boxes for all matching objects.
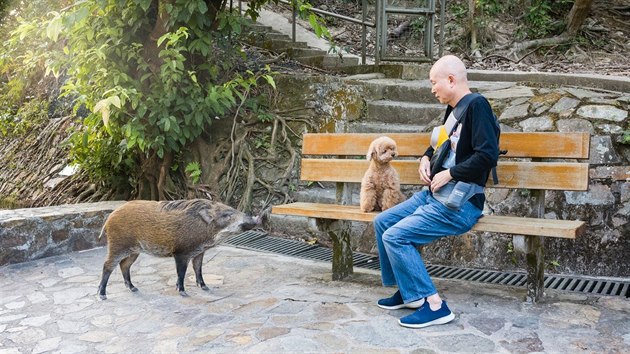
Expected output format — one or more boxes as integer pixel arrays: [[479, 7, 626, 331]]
[[300, 159, 589, 191], [302, 132, 590, 159], [272, 202, 585, 239]]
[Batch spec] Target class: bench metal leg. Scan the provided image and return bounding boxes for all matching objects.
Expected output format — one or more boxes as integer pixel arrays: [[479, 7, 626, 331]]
[[317, 219, 353, 280], [524, 235, 545, 302], [516, 188, 546, 303]]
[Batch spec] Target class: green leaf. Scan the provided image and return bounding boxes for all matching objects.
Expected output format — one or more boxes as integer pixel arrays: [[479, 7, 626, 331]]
[[46, 14, 63, 42], [109, 95, 121, 109], [189, 71, 198, 83], [263, 75, 276, 89], [93, 99, 111, 127], [139, 0, 153, 12], [198, 1, 208, 14]]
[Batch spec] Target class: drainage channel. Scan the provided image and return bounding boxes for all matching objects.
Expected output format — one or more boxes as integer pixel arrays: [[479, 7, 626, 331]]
[[225, 231, 630, 298]]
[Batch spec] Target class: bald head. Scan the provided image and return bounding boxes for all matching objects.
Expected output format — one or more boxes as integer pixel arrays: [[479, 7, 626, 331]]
[[428, 55, 471, 107], [430, 55, 468, 83]]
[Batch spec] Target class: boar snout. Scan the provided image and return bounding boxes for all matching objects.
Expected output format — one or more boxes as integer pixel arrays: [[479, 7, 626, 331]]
[[242, 215, 262, 230]]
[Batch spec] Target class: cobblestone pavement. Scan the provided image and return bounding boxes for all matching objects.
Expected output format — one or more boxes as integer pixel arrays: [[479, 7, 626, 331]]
[[1, 245, 629, 353]]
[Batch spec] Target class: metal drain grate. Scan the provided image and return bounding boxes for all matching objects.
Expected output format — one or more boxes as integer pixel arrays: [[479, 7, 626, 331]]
[[224, 231, 630, 298]]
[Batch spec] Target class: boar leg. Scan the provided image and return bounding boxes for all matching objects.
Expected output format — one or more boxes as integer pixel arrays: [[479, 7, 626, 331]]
[[98, 257, 117, 300], [174, 254, 191, 296], [119, 253, 140, 292], [192, 252, 209, 291]]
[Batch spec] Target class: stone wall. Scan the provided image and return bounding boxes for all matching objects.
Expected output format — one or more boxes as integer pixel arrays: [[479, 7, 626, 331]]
[[0, 201, 125, 265]]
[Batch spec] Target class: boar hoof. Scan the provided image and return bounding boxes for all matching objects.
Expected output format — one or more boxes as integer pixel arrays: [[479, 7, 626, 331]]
[[129, 286, 138, 292], [179, 290, 189, 297], [99, 294, 107, 300], [200, 285, 210, 291]]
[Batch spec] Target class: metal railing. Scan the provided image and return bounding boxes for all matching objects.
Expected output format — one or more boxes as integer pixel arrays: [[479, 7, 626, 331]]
[[235, 0, 374, 65], [235, 0, 444, 64], [279, 0, 374, 65]]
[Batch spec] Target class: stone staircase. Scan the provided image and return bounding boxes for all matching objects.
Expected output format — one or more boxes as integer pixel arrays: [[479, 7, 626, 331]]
[[243, 22, 360, 69]]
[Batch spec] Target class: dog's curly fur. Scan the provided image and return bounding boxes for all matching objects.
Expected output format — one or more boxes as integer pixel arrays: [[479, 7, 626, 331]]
[[360, 136, 406, 212]]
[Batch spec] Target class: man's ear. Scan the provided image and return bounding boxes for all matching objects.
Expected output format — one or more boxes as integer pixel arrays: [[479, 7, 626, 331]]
[[448, 74, 456, 86]]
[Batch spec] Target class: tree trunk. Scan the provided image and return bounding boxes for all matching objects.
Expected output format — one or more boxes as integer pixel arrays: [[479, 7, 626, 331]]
[[468, 0, 477, 52], [565, 0, 594, 36], [510, 0, 594, 57], [157, 151, 173, 200]]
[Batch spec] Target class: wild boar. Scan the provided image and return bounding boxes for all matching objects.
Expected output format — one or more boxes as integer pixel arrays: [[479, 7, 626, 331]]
[[97, 199, 260, 300]]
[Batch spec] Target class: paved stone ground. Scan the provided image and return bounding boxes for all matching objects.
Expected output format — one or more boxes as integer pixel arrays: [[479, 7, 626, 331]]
[[1, 245, 629, 354]]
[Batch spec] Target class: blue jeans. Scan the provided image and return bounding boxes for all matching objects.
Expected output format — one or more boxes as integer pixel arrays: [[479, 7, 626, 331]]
[[374, 189, 482, 303]]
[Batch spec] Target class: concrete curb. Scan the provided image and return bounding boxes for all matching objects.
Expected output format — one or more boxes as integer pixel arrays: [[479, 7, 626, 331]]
[[468, 69, 630, 93]]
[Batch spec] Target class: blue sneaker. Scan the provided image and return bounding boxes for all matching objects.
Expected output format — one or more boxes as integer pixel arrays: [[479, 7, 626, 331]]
[[377, 290, 425, 310], [398, 301, 455, 328]]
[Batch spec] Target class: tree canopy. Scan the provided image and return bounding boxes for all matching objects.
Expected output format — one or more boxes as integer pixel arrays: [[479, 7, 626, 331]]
[[2, 0, 286, 200]]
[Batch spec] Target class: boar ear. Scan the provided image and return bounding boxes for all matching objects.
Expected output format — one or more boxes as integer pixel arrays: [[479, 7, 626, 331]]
[[198, 210, 214, 225]]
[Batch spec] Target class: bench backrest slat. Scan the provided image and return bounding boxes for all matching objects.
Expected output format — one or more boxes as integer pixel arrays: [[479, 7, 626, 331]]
[[300, 159, 589, 191], [302, 132, 590, 159]]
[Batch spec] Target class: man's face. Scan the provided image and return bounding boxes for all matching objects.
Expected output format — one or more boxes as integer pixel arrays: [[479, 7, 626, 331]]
[[429, 71, 452, 105]]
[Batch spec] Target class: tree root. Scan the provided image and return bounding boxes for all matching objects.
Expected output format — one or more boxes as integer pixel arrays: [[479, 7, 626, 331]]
[[216, 112, 315, 214]]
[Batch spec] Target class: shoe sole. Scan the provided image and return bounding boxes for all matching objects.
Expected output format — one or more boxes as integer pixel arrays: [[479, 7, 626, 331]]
[[377, 301, 424, 310], [398, 312, 455, 328]]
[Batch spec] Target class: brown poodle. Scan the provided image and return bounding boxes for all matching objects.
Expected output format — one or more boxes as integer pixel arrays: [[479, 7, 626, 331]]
[[360, 136, 406, 212]]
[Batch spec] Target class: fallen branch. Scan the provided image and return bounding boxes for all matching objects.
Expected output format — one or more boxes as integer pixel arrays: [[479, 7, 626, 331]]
[[510, 34, 573, 58]]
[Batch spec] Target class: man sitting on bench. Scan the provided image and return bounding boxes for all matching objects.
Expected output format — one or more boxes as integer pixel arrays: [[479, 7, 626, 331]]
[[374, 55, 501, 328]]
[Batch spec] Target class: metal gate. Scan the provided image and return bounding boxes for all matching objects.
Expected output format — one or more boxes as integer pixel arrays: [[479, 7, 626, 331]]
[[376, 0, 443, 63]]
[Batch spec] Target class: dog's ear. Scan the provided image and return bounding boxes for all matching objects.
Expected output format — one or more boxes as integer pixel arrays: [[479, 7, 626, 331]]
[[366, 140, 377, 160]]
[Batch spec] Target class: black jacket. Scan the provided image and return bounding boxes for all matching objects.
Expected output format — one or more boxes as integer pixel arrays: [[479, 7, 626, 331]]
[[423, 93, 500, 209]]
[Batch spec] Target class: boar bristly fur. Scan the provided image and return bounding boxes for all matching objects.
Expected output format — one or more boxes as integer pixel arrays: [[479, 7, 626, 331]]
[[97, 199, 259, 300]]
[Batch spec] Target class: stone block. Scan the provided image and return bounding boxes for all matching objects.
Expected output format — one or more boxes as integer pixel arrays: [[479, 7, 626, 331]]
[[519, 116, 553, 132], [590, 166, 630, 181], [577, 105, 627, 122], [499, 103, 529, 120], [565, 184, 615, 206], [597, 124, 624, 134], [557, 118, 594, 133], [589, 136, 623, 165], [550, 96, 580, 113], [620, 183, 630, 203], [484, 86, 534, 100]]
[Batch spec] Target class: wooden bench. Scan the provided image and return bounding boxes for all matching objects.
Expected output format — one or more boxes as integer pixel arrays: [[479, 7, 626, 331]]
[[272, 132, 590, 302]]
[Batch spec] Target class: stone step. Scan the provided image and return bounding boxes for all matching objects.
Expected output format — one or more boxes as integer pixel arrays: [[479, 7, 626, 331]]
[[341, 121, 427, 134], [286, 47, 328, 58], [356, 79, 520, 103], [295, 55, 360, 69], [268, 39, 309, 51], [366, 100, 444, 125], [243, 23, 273, 33], [358, 79, 435, 103], [265, 32, 292, 41]]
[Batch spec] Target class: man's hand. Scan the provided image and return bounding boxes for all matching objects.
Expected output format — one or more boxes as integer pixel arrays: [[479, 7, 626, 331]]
[[431, 169, 452, 192], [418, 156, 432, 184]]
